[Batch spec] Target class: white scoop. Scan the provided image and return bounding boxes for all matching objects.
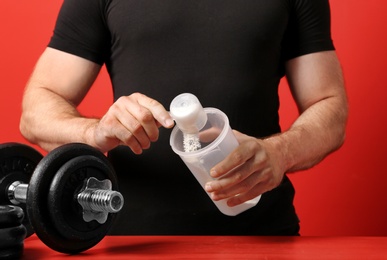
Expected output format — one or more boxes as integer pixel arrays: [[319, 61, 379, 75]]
[[169, 93, 208, 134]]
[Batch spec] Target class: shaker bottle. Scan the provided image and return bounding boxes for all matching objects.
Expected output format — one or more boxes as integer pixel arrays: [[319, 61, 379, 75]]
[[169, 93, 261, 216]]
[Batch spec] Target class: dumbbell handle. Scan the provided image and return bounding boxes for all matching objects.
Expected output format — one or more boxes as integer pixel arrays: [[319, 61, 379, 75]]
[[8, 181, 28, 204], [7, 179, 124, 223]]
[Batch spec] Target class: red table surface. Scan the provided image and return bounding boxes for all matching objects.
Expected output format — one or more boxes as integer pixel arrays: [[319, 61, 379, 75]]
[[22, 235, 387, 259]]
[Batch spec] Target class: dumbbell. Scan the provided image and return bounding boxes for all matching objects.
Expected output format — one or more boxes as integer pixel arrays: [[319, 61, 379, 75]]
[[0, 142, 124, 254], [0, 205, 26, 259]]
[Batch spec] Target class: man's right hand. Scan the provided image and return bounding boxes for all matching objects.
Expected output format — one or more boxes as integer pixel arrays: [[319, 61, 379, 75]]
[[20, 48, 174, 153], [93, 93, 174, 154]]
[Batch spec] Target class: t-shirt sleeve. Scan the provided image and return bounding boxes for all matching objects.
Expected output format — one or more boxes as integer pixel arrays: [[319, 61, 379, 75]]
[[48, 0, 110, 65], [282, 0, 335, 61]]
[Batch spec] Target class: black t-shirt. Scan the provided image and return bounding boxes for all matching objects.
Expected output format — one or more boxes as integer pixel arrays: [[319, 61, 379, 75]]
[[48, 0, 334, 235]]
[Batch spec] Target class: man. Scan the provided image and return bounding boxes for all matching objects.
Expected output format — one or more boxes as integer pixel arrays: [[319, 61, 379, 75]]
[[20, 0, 347, 235]]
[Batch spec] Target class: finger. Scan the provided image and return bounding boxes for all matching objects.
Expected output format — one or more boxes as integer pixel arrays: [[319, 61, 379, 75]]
[[117, 110, 152, 149], [123, 97, 160, 143], [233, 130, 251, 143], [198, 127, 222, 143], [205, 162, 252, 192], [226, 184, 265, 207], [113, 122, 143, 154], [97, 115, 143, 154], [135, 93, 174, 128], [210, 141, 258, 178], [112, 97, 153, 149], [206, 169, 266, 201]]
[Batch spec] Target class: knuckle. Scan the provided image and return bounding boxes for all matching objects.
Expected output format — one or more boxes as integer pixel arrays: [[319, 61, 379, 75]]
[[127, 92, 140, 100], [99, 116, 116, 133], [230, 151, 244, 164], [235, 180, 253, 196], [148, 131, 159, 142], [108, 104, 119, 114], [243, 179, 255, 192], [132, 92, 142, 98], [259, 169, 270, 182], [120, 131, 133, 144], [121, 137, 132, 145], [116, 96, 129, 104], [233, 172, 245, 183], [228, 195, 243, 206], [249, 139, 262, 153], [147, 97, 161, 108], [139, 109, 154, 123], [214, 180, 228, 192], [129, 121, 142, 134], [213, 181, 224, 191]]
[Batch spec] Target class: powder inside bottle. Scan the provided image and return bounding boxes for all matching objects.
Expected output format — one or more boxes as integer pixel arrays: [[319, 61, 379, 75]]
[[183, 133, 201, 152]]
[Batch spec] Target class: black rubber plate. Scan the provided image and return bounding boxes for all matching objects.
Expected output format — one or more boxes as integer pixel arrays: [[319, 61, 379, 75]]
[[0, 143, 43, 237], [27, 143, 118, 254]]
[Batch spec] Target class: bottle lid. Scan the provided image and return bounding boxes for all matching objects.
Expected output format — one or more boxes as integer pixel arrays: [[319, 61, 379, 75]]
[[169, 93, 207, 134]]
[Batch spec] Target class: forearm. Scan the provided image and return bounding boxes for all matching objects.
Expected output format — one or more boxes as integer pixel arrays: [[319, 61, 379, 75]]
[[265, 94, 347, 174], [204, 93, 347, 206], [20, 86, 98, 152], [20, 48, 104, 152]]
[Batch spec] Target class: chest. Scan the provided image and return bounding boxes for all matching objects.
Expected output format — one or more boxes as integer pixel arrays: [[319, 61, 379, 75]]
[[106, 0, 290, 50]]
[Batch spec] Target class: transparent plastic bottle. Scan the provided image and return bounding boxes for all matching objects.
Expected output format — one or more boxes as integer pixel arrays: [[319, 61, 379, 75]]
[[169, 93, 261, 216]]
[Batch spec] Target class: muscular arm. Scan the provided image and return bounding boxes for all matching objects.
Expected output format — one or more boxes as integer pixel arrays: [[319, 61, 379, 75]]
[[20, 47, 173, 153], [20, 47, 101, 151], [205, 50, 348, 206], [269, 50, 348, 173]]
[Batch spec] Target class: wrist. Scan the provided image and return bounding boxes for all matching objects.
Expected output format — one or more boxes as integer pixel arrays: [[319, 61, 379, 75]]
[[263, 133, 293, 174], [81, 118, 100, 149]]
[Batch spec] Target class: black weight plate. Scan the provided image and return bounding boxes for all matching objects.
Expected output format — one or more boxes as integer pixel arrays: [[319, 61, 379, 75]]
[[48, 155, 116, 242], [0, 224, 26, 249], [0, 205, 24, 228], [0, 243, 24, 259], [27, 143, 118, 254], [0, 143, 43, 237]]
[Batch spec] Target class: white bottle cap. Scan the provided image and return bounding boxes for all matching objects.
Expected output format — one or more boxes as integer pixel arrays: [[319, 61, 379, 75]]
[[170, 93, 207, 134]]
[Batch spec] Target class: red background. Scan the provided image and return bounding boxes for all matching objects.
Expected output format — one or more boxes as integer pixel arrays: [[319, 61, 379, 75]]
[[1, 1, 386, 236]]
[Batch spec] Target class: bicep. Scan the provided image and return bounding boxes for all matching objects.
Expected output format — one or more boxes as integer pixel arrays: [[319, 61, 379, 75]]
[[285, 50, 346, 113], [26, 47, 101, 106]]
